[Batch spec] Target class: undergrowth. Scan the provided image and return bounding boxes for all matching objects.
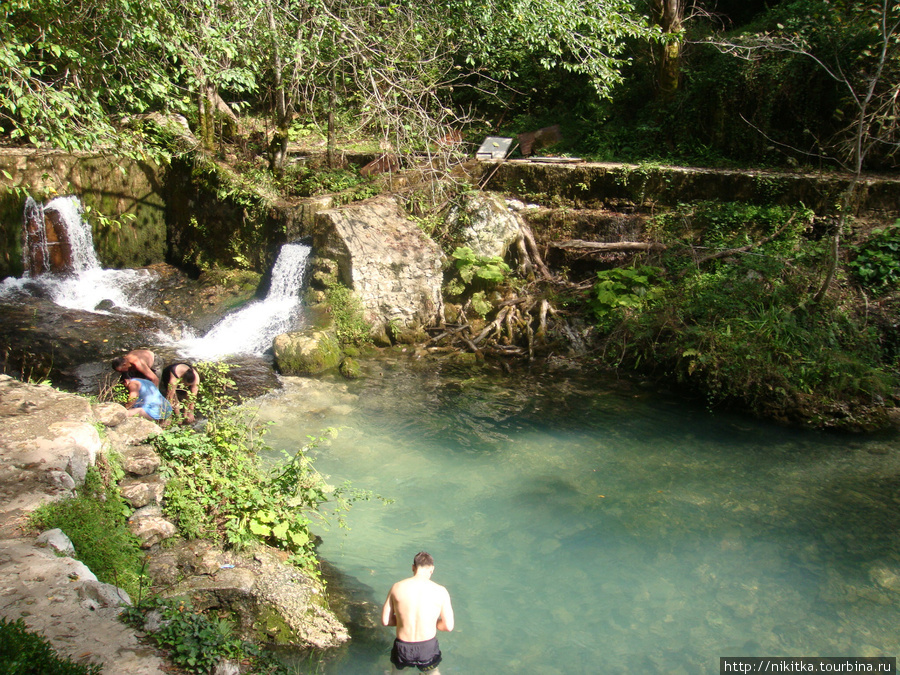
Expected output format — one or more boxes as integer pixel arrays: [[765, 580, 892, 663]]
[[592, 201, 899, 428], [153, 362, 380, 569], [29, 467, 146, 599]]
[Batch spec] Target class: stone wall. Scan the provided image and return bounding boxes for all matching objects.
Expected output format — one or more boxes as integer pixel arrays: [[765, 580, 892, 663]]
[[480, 160, 900, 219], [0, 149, 167, 278]]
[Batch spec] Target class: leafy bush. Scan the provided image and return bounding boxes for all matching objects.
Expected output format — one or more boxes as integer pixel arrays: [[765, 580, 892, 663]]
[[121, 598, 282, 675], [450, 246, 511, 286], [588, 266, 664, 324], [155, 381, 371, 568], [595, 202, 896, 427], [0, 618, 102, 675], [848, 221, 900, 289], [29, 468, 146, 598]]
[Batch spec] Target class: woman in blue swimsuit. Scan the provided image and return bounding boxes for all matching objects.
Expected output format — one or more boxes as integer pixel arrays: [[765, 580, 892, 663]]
[[124, 377, 173, 424]]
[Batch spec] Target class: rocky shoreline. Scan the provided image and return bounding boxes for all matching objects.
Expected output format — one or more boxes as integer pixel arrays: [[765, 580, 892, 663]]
[[0, 374, 348, 673]]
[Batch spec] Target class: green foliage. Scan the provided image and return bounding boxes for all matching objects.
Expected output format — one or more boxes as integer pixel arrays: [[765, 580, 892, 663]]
[[595, 203, 896, 426], [193, 360, 239, 416], [848, 221, 900, 289], [29, 468, 146, 598], [451, 246, 512, 286], [588, 266, 664, 323], [154, 376, 364, 568], [323, 280, 372, 347], [0, 617, 102, 675], [121, 598, 280, 675]]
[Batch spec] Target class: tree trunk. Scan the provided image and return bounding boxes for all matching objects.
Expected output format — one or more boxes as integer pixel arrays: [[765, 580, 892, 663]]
[[267, 0, 289, 176], [652, 0, 684, 100]]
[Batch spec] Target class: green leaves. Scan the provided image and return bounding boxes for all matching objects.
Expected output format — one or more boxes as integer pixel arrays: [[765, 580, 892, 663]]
[[589, 265, 664, 320], [849, 220, 900, 289], [451, 246, 512, 285]]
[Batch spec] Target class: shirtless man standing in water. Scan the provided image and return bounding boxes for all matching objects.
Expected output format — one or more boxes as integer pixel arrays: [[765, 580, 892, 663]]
[[382, 551, 454, 674]]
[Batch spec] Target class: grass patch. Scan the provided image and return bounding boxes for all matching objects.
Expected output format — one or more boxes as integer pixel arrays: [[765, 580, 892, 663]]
[[0, 618, 102, 675], [29, 468, 146, 599]]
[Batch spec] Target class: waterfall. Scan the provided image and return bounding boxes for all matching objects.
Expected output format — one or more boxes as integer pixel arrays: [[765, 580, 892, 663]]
[[3, 194, 314, 361], [177, 242, 312, 359], [1, 195, 156, 315], [44, 196, 101, 271]]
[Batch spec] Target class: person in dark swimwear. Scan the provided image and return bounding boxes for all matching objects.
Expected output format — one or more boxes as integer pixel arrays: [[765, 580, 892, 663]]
[[160, 362, 201, 424], [382, 551, 454, 674], [124, 377, 173, 424], [112, 349, 160, 386]]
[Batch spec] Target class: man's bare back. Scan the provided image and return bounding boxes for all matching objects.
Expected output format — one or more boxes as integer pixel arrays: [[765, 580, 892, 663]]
[[382, 552, 454, 673]]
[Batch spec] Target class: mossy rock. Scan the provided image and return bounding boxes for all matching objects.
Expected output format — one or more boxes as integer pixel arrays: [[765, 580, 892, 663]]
[[273, 329, 342, 375], [339, 357, 361, 379]]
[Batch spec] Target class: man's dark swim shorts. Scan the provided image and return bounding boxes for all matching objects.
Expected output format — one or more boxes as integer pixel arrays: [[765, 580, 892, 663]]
[[390, 636, 442, 672]]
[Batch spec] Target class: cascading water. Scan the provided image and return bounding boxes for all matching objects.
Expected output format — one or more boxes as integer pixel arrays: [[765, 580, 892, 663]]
[[3, 194, 313, 360], [47, 195, 101, 271], [1, 195, 156, 315], [177, 242, 312, 359]]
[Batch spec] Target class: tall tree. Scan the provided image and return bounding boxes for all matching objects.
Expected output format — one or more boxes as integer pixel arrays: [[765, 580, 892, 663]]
[[652, 0, 685, 99]]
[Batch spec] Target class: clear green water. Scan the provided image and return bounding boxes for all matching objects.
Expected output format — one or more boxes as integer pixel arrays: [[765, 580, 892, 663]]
[[254, 360, 900, 674]]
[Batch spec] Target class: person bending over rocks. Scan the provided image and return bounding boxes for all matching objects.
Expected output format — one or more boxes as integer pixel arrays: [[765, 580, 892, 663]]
[[160, 362, 200, 424], [382, 551, 454, 674], [112, 349, 160, 386], [124, 377, 173, 424]]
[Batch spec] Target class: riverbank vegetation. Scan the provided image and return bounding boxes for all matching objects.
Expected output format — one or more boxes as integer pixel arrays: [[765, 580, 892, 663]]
[[2, 0, 898, 431]]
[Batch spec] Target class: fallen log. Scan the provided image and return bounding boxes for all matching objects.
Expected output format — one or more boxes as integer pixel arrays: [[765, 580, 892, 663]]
[[552, 240, 668, 252]]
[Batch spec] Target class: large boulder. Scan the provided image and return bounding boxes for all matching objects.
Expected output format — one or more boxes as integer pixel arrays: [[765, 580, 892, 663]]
[[446, 191, 523, 259], [310, 197, 444, 335], [158, 545, 349, 650], [0, 375, 103, 535], [273, 329, 342, 376]]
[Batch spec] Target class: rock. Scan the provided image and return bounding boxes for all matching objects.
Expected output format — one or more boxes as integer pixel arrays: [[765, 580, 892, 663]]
[[0, 376, 103, 535], [173, 539, 226, 576], [105, 417, 162, 447], [212, 660, 242, 675], [78, 580, 132, 609], [92, 402, 128, 427], [35, 528, 76, 556], [447, 191, 522, 259], [273, 329, 342, 375], [146, 551, 180, 587], [869, 562, 900, 592], [121, 445, 161, 476], [159, 546, 348, 650], [392, 323, 428, 345], [0, 538, 167, 675], [119, 474, 166, 508], [43, 469, 76, 492], [310, 197, 444, 335], [339, 357, 361, 379], [127, 513, 177, 549]]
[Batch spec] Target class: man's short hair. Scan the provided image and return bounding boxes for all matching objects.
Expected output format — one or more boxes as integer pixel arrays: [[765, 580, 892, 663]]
[[413, 551, 434, 569], [111, 356, 127, 370]]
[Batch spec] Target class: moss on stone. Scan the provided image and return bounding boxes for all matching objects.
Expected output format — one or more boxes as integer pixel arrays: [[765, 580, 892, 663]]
[[339, 357, 361, 379], [273, 330, 342, 375]]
